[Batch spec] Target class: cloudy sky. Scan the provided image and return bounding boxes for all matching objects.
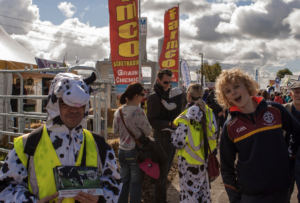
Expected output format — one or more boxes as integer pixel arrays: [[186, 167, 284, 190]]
[[0, 0, 300, 88]]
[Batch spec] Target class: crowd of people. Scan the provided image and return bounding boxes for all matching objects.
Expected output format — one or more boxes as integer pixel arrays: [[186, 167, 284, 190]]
[[0, 68, 300, 203]]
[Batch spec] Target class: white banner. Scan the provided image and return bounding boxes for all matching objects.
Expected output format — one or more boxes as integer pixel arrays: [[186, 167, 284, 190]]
[[181, 60, 191, 87], [275, 76, 281, 92], [255, 68, 259, 82]]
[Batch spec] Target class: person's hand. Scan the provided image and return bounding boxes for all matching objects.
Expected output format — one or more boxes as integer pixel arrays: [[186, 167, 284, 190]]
[[172, 123, 177, 129], [218, 112, 223, 117], [74, 191, 99, 203], [37, 192, 64, 203], [161, 99, 165, 103]]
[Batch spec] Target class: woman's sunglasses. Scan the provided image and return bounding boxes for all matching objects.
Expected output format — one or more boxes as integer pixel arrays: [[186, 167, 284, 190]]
[[163, 81, 172, 84]]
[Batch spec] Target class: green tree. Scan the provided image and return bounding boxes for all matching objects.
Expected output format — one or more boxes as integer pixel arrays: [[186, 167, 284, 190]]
[[276, 68, 293, 79], [203, 62, 222, 82]]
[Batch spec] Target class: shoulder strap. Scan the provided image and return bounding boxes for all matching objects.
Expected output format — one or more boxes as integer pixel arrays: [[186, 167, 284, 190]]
[[200, 112, 211, 161], [118, 107, 142, 147], [91, 132, 107, 167], [23, 125, 44, 169]]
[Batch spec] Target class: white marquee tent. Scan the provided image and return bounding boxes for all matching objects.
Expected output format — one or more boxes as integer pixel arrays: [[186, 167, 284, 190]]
[[0, 26, 37, 131]]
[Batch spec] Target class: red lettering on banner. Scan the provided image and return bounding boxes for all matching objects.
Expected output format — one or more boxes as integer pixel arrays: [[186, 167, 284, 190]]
[[109, 0, 140, 85]]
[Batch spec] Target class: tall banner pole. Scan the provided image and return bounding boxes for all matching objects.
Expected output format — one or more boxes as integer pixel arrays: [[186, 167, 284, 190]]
[[138, 0, 141, 83], [178, 3, 180, 88]]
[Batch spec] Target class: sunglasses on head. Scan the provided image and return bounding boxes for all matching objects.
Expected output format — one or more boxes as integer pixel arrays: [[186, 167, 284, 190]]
[[163, 81, 172, 85]]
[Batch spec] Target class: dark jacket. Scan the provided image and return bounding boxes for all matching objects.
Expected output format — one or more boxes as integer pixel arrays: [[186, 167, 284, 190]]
[[221, 97, 300, 203], [147, 83, 172, 138], [135, 136, 168, 183], [206, 91, 222, 115], [202, 92, 209, 103], [10, 84, 28, 112]]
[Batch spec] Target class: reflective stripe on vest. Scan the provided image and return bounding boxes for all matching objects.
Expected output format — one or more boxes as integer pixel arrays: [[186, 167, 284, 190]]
[[174, 106, 217, 165], [14, 126, 98, 203]]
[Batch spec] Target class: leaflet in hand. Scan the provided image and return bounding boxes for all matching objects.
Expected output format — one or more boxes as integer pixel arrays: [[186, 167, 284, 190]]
[[53, 166, 103, 198]]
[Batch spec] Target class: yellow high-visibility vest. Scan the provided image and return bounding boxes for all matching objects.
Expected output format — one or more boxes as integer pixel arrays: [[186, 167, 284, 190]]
[[14, 125, 98, 203], [174, 105, 217, 165]]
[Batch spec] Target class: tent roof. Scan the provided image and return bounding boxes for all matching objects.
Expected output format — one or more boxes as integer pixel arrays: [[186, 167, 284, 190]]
[[0, 26, 36, 65]]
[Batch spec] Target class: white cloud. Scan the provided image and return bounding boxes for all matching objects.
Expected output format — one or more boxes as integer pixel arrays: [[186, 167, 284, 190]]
[[58, 2, 76, 18], [283, 9, 300, 39]]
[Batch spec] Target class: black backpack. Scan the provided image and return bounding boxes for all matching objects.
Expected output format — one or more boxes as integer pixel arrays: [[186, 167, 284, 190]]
[[23, 125, 107, 169]]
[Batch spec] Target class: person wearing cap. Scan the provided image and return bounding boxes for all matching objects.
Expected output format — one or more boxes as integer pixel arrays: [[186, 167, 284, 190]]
[[0, 73, 122, 203], [284, 81, 300, 202]]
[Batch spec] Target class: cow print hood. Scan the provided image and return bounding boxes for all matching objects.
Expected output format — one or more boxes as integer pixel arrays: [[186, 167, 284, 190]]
[[46, 72, 98, 132]]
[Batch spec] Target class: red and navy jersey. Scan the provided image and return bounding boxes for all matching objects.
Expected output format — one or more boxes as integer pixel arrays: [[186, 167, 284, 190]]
[[220, 97, 300, 202]]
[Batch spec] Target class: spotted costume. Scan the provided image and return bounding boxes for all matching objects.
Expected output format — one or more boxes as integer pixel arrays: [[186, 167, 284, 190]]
[[172, 105, 218, 203], [0, 73, 122, 203]]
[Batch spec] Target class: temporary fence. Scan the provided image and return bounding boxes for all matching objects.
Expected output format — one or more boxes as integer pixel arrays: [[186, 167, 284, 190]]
[[0, 66, 112, 165]]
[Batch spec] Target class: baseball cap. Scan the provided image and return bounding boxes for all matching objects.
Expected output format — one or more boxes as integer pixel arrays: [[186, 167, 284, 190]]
[[290, 81, 300, 90]]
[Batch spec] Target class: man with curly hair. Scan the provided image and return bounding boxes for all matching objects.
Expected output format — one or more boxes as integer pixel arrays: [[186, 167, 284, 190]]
[[215, 68, 300, 203]]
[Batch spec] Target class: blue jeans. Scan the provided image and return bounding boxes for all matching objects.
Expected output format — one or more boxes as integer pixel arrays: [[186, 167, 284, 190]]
[[118, 149, 144, 203], [153, 137, 176, 203]]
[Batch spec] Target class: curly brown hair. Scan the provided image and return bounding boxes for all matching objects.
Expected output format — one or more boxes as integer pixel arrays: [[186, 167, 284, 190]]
[[215, 68, 260, 108]]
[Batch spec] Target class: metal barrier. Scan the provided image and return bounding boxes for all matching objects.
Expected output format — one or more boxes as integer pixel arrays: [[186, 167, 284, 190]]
[[0, 66, 112, 165]]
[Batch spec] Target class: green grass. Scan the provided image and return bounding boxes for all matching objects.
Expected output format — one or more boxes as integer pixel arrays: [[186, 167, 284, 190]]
[[59, 171, 102, 190]]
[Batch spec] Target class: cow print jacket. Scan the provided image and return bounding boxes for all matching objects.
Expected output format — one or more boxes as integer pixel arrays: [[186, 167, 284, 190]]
[[0, 73, 122, 203], [171, 105, 217, 203]]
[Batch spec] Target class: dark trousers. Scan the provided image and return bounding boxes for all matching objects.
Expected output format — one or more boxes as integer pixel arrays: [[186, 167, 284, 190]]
[[153, 137, 176, 203], [294, 147, 300, 202], [241, 189, 290, 203]]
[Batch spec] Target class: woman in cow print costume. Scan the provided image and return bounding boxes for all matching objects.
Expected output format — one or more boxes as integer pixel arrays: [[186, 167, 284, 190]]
[[0, 73, 122, 203], [172, 83, 218, 203]]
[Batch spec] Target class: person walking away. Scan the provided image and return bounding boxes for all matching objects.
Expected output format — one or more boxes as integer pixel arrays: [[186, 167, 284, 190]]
[[206, 88, 223, 145], [270, 93, 275, 101], [285, 93, 291, 103], [10, 82, 28, 128], [147, 69, 181, 203], [202, 88, 209, 103], [262, 90, 269, 101], [215, 68, 300, 203], [172, 83, 217, 203], [274, 92, 284, 104], [283, 82, 300, 202], [0, 72, 122, 202], [114, 83, 152, 203]]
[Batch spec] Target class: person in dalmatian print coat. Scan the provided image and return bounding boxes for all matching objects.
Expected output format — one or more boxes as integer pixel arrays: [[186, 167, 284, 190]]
[[172, 83, 218, 203], [0, 72, 122, 203]]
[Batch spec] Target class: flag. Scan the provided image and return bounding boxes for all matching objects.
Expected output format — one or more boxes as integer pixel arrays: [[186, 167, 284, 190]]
[[159, 6, 179, 87], [181, 60, 191, 87], [109, 0, 139, 95], [63, 52, 67, 64], [75, 55, 80, 64]]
